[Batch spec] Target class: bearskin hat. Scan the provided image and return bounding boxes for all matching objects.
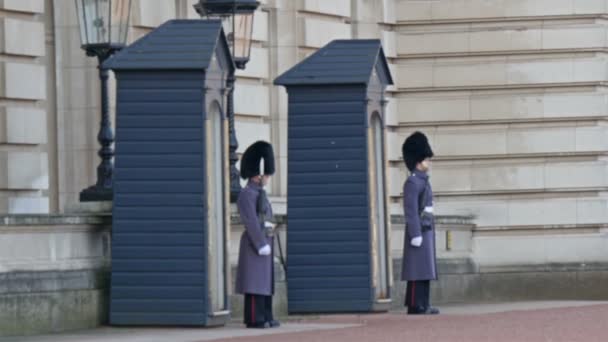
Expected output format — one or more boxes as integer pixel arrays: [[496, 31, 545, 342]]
[[402, 131, 434, 172], [240, 141, 275, 179]]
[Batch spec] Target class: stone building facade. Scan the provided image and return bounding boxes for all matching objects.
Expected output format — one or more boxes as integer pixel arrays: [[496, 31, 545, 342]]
[[392, 0, 608, 270], [1, 0, 607, 293]]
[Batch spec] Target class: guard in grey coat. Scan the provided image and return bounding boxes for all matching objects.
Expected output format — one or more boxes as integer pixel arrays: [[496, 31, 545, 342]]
[[401, 132, 439, 315], [235, 141, 280, 328]]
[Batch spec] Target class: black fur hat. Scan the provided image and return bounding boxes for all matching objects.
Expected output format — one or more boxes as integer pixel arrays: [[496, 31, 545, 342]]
[[402, 131, 434, 172], [240, 141, 275, 179]]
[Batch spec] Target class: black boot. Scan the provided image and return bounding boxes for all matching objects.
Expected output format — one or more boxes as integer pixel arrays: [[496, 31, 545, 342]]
[[408, 306, 440, 315], [268, 320, 281, 328], [425, 307, 440, 315], [246, 322, 271, 329]]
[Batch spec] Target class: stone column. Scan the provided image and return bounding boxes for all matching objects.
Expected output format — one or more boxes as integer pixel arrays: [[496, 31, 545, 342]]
[[268, 0, 297, 198], [0, 0, 49, 214]]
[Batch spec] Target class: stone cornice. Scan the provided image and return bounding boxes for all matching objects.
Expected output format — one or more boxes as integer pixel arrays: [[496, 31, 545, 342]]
[[391, 81, 608, 94], [395, 116, 608, 128], [474, 223, 608, 233], [395, 14, 608, 26], [0, 214, 111, 227], [391, 187, 608, 198], [397, 48, 608, 60], [391, 214, 475, 227], [388, 151, 608, 164], [0, 212, 477, 231]]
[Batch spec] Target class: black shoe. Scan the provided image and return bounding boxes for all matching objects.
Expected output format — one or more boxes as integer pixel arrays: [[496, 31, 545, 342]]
[[426, 307, 440, 315], [268, 320, 281, 328], [408, 306, 440, 315], [407, 305, 423, 314], [246, 322, 271, 329]]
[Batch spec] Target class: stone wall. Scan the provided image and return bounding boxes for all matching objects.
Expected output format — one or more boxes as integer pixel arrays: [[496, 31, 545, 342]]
[[42, 0, 391, 213], [391, 0, 608, 269], [2, 212, 607, 337], [0, 214, 110, 337], [2, 0, 608, 335], [4, 0, 605, 271], [0, 0, 49, 214]]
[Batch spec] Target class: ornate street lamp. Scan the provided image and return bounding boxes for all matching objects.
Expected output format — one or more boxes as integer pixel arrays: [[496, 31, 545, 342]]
[[195, 0, 260, 203], [75, 0, 132, 201]]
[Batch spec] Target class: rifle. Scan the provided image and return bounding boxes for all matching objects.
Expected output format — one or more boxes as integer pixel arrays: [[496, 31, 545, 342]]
[[257, 190, 287, 274]]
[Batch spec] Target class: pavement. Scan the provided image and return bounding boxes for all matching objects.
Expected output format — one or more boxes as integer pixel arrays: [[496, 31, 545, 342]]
[[4, 301, 608, 342]]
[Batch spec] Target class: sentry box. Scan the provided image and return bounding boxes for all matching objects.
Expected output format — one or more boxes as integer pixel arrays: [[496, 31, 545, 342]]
[[103, 20, 233, 326], [274, 39, 394, 313]]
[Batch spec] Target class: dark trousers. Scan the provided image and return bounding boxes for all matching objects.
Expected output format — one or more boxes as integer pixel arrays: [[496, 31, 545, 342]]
[[405, 280, 430, 311], [244, 293, 273, 325]]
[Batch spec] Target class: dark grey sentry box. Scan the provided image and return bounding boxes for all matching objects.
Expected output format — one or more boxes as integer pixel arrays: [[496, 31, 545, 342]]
[[274, 39, 394, 313], [103, 19, 233, 326]]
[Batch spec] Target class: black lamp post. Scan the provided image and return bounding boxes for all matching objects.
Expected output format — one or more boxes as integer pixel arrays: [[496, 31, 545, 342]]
[[75, 0, 132, 202], [195, 0, 260, 203]]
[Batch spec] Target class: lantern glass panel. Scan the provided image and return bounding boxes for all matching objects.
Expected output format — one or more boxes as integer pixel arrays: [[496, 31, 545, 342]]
[[220, 12, 233, 46], [76, 0, 108, 45], [232, 13, 253, 61], [197, 1, 256, 67], [75, 0, 132, 47], [110, 0, 131, 44]]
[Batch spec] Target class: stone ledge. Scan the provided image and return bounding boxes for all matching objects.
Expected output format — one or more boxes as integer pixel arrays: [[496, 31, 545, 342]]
[[0, 213, 472, 228], [0, 212, 471, 227], [397, 48, 608, 60], [395, 14, 608, 26], [393, 80, 608, 94], [0, 269, 108, 295], [0, 214, 111, 227], [479, 262, 608, 274], [65, 201, 112, 215], [394, 116, 608, 128], [475, 223, 608, 233], [391, 214, 476, 227]]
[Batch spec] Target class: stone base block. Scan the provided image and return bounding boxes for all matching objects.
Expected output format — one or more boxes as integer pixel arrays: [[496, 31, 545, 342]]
[[0, 269, 108, 337]]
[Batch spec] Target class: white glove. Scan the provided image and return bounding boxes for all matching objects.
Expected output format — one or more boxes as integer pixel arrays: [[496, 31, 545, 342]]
[[264, 221, 275, 229], [258, 244, 271, 256], [411, 236, 423, 247]]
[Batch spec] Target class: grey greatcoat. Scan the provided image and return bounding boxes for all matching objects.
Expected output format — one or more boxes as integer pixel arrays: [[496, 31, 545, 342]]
[[235, 181, 274, 296], [401, 171, 437, 281]]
